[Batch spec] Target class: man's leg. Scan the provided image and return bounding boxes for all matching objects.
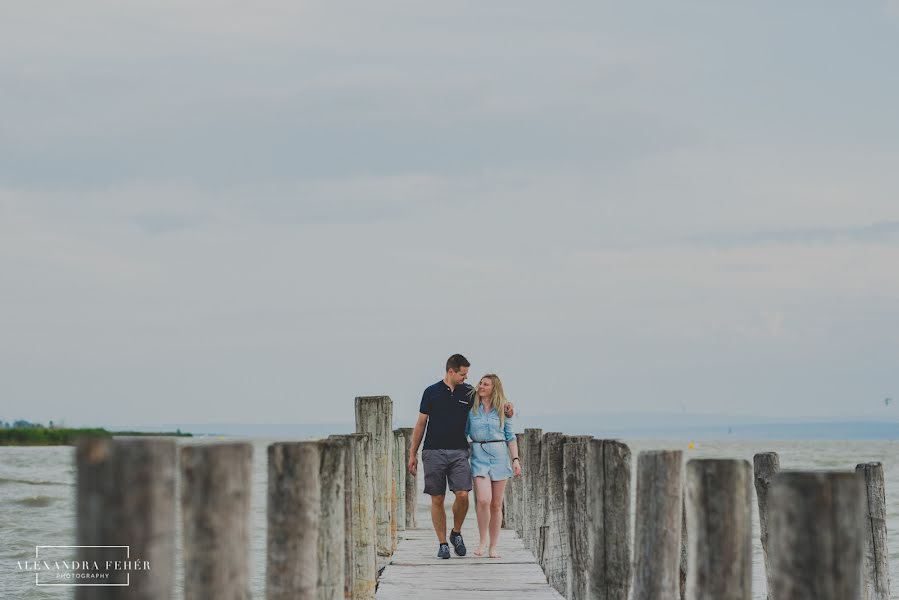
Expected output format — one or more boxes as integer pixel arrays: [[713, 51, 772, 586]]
[[430, 494, 447, 543], [452, 489, 469, 533]]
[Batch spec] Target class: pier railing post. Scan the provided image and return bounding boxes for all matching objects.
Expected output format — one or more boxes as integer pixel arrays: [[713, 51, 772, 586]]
[[511, 432, 527, 537], [537, 432, 564, 569], [542, 435, 592, 596], [685, 459, 753, 600], [397, 427, 417, 529], [753, 451, 780, 594], [182, 442, 252, 600], [523, 428, 543, 553], [564, 438, 631, 600], [679, 495, 688, 600], [855, 462, 890, 600], [267, 441, 321, 600], [75, 437, 176, 600], [632, 450, 683, 600], [392, 430, 406, 535], [329, 433, 377, 600], [355, 396, 395, 564], [768, 471, 866, 600], [318, 440, 346, 600]]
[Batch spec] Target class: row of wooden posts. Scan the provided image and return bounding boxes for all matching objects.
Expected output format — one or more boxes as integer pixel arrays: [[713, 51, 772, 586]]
[[73, 397, 412, 600], [71, 396, 890, 600], [503, 429, 891, 600]]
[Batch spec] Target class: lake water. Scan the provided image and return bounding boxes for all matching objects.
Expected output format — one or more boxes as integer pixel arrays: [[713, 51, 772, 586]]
[[2, 438, 897, 599]]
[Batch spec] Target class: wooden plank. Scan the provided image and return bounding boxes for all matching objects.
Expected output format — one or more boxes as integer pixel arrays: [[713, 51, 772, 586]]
[[377, 450, 563, 600]]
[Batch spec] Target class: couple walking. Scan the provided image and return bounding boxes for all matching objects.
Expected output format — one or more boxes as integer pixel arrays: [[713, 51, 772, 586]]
[[408, 354, 521, 559]]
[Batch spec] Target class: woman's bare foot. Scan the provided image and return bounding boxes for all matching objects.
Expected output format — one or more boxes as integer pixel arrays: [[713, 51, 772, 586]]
[[474, 544, 487, 556], [488, 547, 500, 558]]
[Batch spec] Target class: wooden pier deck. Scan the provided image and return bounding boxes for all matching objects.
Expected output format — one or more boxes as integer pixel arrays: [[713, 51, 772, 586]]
[[376, 483, 564, 599]]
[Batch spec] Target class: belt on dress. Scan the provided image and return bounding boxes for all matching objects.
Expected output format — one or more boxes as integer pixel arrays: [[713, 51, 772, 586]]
[[471, 439, 506, 450]]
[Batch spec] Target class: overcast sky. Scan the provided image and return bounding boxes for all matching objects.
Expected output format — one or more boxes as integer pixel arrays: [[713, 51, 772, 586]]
[[2, 1, 898, 427]]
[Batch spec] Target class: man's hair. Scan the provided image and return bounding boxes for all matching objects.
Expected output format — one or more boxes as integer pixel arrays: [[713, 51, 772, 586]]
[[445, 354, 470, 372]]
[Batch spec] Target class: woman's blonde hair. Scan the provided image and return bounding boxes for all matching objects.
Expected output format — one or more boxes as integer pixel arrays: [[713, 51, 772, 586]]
[[469, 373, 508, 426]]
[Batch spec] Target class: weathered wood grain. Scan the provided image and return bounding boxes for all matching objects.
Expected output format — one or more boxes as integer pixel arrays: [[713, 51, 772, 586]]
[[753, 451, 780, 595], [686, 459, 752, 600], [855, 462, 890, 600], [767, 470, 865, 600], [356, 396, 395, 563], [633, 450, 683, 600]]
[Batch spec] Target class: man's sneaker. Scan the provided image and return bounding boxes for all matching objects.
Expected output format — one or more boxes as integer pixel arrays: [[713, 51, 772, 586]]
[[437, 543, 450, 559], [449, 530, 466, 556]]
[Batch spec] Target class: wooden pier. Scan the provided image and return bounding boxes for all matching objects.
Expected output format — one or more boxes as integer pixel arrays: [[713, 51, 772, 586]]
[[66, 395, 891, 600], [375, 468, 564, 600]]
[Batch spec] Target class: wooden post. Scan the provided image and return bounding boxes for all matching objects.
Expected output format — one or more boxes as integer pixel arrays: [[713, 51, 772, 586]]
[[512, 432, 528, 537], [75, 437, 176, 600], [855, 462, 890, 600], [542, 435, 591, 596], [564, 438, 631, 600], [768, 471, 865, 600], [754, 451, 780, 594], [267, 441, 320, 600], [397, 427, 417, 529], [328, 435, 355, 600], [355, 396, 395, 562], [632, 450, 683, 600], [328, 433, 377, 600], [182, 442, 252, 600], [318, 440, 346, 600], [393, 430, 406, 534], [685, 459, 752, 600], [522, 428, 543, 553], [537, 432, 564, 569], [679, 495, 688, 600]]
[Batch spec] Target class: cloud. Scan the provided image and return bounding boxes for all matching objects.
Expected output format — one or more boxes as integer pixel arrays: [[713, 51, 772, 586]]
[[688, 221, 899, 248]]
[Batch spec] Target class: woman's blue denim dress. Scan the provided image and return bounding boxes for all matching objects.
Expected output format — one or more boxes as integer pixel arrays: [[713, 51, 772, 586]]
[[466, 405, 515, 480]]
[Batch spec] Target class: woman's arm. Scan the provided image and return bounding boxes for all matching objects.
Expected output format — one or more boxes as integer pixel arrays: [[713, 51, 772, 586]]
[[507, 438, 521, 476]]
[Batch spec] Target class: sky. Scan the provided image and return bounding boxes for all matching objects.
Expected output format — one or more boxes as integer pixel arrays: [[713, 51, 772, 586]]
[[2, 1, 898, 427]]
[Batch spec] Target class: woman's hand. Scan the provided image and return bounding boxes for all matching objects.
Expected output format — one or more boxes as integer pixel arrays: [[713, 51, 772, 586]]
[[512, 460, 522, 477]]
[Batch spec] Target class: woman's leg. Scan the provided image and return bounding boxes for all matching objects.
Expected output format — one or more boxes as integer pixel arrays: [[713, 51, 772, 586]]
[[473, 476, 492, 556], [488, 479, 508, 557]]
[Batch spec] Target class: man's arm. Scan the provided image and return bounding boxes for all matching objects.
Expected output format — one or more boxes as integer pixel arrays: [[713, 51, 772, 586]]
[[408, 412, 428, 475]]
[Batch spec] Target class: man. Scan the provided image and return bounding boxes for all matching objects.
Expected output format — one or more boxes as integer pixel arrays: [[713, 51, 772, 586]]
[[408, 354, 513, 559]]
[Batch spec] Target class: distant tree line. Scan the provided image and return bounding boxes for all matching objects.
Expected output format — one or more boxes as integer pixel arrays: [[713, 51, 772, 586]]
[[0, 420, 192, 445]]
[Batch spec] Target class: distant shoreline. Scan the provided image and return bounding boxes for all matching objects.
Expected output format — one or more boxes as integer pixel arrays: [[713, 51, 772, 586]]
[[0, 427, 193, 446]]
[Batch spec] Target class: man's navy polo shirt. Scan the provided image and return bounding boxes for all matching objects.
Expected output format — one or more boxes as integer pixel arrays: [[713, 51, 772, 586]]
[[419, 380, 473, 450]]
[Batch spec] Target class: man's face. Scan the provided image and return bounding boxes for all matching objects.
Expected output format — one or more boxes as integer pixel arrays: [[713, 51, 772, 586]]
[[450, 366, 469, 386]]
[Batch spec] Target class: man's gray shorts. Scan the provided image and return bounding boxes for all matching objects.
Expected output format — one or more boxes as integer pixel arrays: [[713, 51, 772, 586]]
[[422, 449, 472, 496]]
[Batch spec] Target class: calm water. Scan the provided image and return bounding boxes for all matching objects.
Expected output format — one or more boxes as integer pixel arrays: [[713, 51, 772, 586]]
[[1, 438, 897, 599]]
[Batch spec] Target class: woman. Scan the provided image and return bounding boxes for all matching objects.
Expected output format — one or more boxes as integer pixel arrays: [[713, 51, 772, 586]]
[[465, 373, 521, 558]]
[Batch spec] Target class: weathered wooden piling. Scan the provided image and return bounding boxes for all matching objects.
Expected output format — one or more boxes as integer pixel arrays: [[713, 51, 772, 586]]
[[768, 471, 866, 600], [75, 437, 176, 600], [632, 450, 683, 600], [329, 433, 377, 600], [318, 440, 346, 600], [753, 451, 780, 593], [679, 495, 688, 600], [537, 432, 564, 569], [355, 396, 395, 561], [182, 442, 252, 600], [510, 432, 528, 536], [267, 441, 320, 600], [392, 430, 406, 534], [523, 428, 543, 553], [397, 427, 417, 529], [542, 435, 592, 595], [563, 438, 632, 600], [855, 462, 890, 600], [685, 459, 752, 600]]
